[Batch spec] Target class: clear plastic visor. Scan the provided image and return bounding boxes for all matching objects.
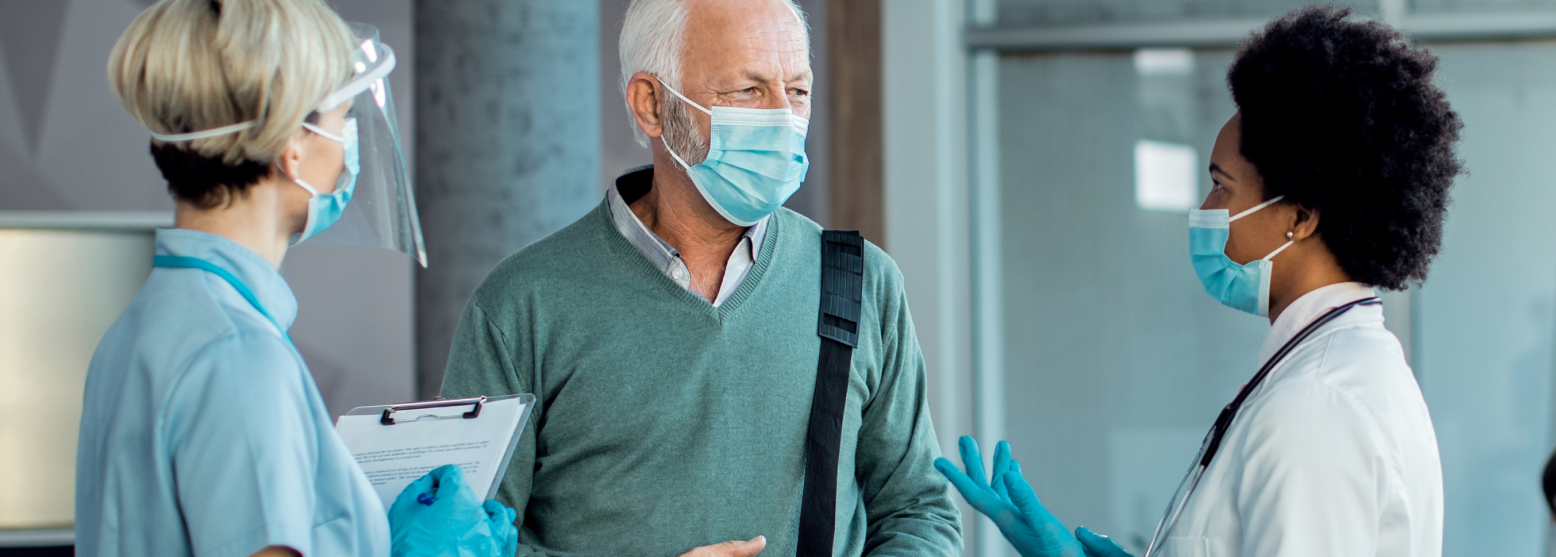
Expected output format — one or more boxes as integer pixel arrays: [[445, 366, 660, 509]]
[[305, 23, 426, 267]]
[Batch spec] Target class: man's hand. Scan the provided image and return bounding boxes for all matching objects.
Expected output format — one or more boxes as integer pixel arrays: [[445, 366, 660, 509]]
[[678, 536, 766, 557]]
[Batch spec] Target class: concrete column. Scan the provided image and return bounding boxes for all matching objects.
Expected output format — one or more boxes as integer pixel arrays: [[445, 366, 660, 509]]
[[414, 1, 601, 398]]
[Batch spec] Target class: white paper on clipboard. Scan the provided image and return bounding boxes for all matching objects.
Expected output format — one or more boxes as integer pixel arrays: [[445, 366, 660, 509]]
[[335, 394, 535, 510]]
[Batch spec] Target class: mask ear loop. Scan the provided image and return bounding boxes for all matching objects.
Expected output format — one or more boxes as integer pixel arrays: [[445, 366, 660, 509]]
[[1231, 196, 1294, 262], [655, 78, 710, 172], [660, 135, 696, 173], [658, 79, 713, 115], [275, 161, 321, 196], [301, 122, 346, 144], [281, 122, 348, 195], [1229, 195, 1286, 222], [1263, 231, 1296, 261]]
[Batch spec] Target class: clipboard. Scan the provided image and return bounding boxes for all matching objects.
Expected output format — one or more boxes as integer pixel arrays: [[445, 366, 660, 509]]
[[335, 394, 535, 509]]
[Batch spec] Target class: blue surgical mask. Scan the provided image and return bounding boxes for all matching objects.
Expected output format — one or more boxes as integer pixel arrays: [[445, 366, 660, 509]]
[[659, 82, 809, 226], [1188, 195, 1290, 317], [291, 118, 359, 242]]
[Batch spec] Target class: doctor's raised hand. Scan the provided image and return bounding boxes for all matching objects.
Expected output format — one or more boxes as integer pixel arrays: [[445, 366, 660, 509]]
[[936, 436, 1084, 557], [938, 437, 1135, 557]]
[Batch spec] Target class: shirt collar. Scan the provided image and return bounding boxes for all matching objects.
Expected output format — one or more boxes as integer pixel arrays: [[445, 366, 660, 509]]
[[154, 228, 298, 331], [607, 165, 767, 273], [1256, 281, 1377, 367]]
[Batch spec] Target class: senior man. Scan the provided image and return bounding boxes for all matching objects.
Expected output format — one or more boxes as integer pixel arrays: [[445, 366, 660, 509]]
[[439, 0, 962, 555]]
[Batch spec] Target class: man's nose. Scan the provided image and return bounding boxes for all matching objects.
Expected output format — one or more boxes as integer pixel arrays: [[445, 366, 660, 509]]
[[760, 85, 794, 111]]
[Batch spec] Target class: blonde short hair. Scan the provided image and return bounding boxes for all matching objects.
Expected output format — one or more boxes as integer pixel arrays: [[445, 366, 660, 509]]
[[109, 0, 356, 204]]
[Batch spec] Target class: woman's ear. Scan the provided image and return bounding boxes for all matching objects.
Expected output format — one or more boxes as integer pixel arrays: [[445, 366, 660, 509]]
[[274, 134, 306, 182], [626, 72, 666, 139], [1291, 205, 1322, 241]]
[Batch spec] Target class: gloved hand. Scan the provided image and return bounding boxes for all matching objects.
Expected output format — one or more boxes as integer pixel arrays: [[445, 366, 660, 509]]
[[389, 464, 519, 557], [934, 436, 1083, 557], [1075, 527, 1135, 557]]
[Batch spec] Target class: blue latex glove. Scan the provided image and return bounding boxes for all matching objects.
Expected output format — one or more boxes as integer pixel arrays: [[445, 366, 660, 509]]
[[388, 465, 519, 557], [1075, 527, 1135, 557], [935, 436, 1084, 557]]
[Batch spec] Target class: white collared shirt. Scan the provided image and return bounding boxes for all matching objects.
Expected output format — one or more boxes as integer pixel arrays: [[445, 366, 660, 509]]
[[1255, 281, 1379, 367], [606, 184, 767, 307], [1161, 282, 1443, 557]]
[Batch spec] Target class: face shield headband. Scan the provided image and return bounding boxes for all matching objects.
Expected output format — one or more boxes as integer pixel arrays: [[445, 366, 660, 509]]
[[145, 24, 426, 267]]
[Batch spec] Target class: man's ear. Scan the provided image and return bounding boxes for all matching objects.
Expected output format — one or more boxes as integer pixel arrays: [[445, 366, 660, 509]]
[[626, 71, 666, 139]]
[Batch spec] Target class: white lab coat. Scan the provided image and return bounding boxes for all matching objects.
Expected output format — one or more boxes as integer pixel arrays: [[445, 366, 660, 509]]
[[1159, 282, 1443, 557]]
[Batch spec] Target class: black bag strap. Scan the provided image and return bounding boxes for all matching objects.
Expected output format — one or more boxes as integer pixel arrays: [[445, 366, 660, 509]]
[[798, 230, 864, 557]]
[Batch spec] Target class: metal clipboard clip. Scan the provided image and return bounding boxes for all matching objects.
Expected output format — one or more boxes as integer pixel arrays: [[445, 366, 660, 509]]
[[380, 396, 486, 425]]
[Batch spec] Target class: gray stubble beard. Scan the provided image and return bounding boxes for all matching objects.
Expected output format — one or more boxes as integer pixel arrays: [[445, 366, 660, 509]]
[[662, 94, 709, 167]]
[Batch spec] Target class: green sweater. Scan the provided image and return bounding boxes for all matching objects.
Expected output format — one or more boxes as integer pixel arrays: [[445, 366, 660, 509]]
[[440, 200, 962, 556]]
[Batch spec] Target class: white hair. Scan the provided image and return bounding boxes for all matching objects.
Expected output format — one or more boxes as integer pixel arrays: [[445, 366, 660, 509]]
[[619, 0, 809, 147]]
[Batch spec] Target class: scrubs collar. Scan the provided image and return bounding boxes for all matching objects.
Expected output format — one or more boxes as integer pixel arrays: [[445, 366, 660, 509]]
[[1254, 281, 1377, 369], [154, 229, 299, 331]]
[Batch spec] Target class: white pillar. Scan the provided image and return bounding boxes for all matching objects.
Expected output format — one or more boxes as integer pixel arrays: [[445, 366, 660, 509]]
[[882, 0, 978, 554], [414, 0, 601, 397]]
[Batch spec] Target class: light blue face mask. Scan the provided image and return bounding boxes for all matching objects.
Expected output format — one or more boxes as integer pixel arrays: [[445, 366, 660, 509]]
[[1188, 195, 1290, 317], [292, 118, 359, 243], [659, 82, 809, 227]]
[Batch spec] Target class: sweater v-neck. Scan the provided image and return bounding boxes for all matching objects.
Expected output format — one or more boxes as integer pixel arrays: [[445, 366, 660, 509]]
[[594, 201, 782, 323]]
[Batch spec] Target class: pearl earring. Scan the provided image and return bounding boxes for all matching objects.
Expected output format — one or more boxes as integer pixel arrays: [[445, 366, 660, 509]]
[[1286, 231, 1294, 240]]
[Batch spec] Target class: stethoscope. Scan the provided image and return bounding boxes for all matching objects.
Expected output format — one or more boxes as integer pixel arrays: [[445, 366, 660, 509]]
[[1142, 296, 1382, 557]]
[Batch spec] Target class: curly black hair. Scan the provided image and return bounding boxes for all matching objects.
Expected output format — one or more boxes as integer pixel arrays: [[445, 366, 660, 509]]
[[1228, 5, 1463, 290]]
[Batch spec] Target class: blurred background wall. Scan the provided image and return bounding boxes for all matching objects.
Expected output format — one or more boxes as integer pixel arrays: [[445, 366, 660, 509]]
[[11, 0, 1556, 556], [0, 0, 835, 417], [0, 0, 420, 421]]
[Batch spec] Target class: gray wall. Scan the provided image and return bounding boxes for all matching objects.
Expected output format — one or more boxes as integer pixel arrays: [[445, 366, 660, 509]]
[[0, 0, 832, 417], [412, 0, 603, 398], [0, 0, 417, 418]]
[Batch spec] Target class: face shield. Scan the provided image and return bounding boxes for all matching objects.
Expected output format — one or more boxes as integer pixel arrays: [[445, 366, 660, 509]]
[[302, 23, 426, 267]]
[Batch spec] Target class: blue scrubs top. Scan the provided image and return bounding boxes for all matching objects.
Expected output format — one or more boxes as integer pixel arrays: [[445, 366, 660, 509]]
[[75, 229, 389, 557]]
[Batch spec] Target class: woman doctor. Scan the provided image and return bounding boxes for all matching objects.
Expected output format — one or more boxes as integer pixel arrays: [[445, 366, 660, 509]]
[[75, 1, 515, 556], [939, 7, 1462, 557]]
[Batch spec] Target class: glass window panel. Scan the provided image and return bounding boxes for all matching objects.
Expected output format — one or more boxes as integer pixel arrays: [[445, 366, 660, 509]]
[[994, 0, 1373, 28], [995, 49, 1266, 551], [1413, 0, 1556, 13], [0, 229, 153, 530], [1414, 41, 1556, 556]]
